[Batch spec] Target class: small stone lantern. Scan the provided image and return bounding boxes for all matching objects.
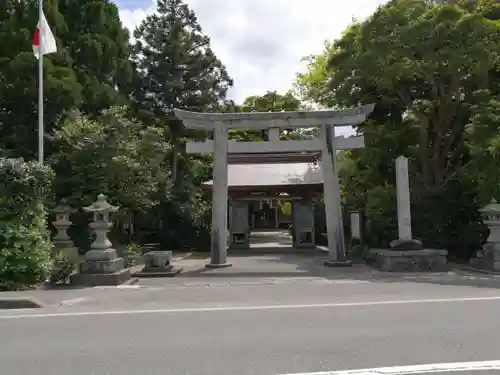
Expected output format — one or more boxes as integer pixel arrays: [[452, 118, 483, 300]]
[[83, 194, 119, 252], [51, 199, 78, 260], [481, 198, 500, 246], [71, 194, 131, 286], [470, 198, 500, 271]]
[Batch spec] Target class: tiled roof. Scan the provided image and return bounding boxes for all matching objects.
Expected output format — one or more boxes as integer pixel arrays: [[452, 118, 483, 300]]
[[203, 163, 323, 187]]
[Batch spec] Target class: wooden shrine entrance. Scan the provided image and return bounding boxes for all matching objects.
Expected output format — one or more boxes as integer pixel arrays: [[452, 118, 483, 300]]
[[174, 105, 374, 268], [202, 163, 323, 250]]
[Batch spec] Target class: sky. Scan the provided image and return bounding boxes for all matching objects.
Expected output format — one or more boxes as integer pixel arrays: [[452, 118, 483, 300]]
[[117, 0, 390, 104]]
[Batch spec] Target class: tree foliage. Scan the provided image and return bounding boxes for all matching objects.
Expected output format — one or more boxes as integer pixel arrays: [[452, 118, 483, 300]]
[[50, 106, 172, 212], [0, 158, 53, 290], [297, 0, 497, 257], [0, 0, 133, 160]]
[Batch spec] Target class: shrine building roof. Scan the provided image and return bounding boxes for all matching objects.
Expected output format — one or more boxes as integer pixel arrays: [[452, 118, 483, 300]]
[[202, 163, 323, 188]]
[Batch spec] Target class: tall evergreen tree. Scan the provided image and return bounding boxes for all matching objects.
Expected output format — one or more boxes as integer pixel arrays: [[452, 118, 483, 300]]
[[0, 0, 133, 159], [57, 0, 133, 116], [130, 0, 233, 181], [0, 0, 81, 159]]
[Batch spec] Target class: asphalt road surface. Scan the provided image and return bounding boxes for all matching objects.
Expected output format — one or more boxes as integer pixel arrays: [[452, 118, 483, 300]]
[[2, 280, 500, 375]]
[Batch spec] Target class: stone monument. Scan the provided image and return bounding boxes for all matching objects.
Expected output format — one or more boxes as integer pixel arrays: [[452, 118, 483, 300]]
[[133, 250, 182, 277], [469, 199, 500, 272], [292, 200, 315, 249], [369, 156, 448, 271], [71, 194, 132, 286], [51, 199, 78, 261], [228, 200, 250, 249]]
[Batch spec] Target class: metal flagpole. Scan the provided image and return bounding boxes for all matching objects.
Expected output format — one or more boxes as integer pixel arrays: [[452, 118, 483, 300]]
[[38, 0, 44, 164]]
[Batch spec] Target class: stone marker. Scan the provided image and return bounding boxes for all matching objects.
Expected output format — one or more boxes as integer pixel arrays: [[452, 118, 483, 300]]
[[368, 156, 447, 271], [390, 156, 423, 250], [71, 194, 132, 286]]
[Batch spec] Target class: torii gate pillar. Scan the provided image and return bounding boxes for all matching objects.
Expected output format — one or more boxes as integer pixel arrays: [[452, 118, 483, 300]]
[[207, 123, 231, 268]]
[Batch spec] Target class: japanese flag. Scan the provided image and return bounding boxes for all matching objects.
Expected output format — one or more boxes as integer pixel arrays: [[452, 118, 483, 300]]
[[32, 11, 57, 59]]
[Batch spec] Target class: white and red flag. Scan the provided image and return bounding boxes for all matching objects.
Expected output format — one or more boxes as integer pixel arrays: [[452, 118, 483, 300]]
[[32, 11, 57, 59]]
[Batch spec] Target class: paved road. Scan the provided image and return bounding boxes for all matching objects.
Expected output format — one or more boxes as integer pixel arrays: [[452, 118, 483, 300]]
[[2, 280, 500, 375]]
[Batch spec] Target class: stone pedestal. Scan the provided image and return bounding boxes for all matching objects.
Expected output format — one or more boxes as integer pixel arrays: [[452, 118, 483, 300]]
[[132, 251, 182, 277], [71, 194, 132, 286], [469, 199, 500, 272], [369, 249, 448, 272], [369, 241, 449, 272]]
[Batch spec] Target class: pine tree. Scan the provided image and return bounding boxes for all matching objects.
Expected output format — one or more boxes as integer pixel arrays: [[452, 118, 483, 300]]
[[58, 0, 133, 116], [131, 0, 233, 149], [0, 0, 81, 159], [0, 0, 133, 159]]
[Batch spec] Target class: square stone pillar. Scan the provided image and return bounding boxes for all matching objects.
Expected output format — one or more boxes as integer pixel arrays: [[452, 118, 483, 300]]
[[292, 200, 315, 249], [207, 123, 231, 268], [389, 156, 423, 250], [320, 124, 351, 266]]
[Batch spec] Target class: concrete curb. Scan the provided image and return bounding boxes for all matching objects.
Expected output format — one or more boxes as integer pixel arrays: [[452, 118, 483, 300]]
[[460, 266, 500, 276], [0, 297, 43, 309]]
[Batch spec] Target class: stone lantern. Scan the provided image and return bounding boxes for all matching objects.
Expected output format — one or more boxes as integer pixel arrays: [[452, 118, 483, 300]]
[[84, 194, 119, 253], [70, 194, 131, 286], [51, 199, 78, 260], [470, 198, 500, 271]]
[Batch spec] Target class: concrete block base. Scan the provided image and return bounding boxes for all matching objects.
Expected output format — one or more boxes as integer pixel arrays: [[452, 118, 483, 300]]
[[133, 266, 183, 278], [0, 298, 42, 309], [205, 262, 232, 269], [229, 243, 250, 250], [70, 268, 131, 286], [324, 259, 353, 267], [369, 249, 448, 272], [295, 243, 317, 249], [79, 257, 125, 274]]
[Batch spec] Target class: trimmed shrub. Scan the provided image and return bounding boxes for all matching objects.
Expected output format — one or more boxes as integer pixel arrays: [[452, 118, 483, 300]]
[[0, 158, 54, 290]]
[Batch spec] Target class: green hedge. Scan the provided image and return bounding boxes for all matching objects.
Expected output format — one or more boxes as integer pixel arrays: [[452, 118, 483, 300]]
[[0, 158, 54, 290]]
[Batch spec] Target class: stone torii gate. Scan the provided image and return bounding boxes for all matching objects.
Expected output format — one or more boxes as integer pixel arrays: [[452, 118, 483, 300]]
[[174, 104, 375, 268]]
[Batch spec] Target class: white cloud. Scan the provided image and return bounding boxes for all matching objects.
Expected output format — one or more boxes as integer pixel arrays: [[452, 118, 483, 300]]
[[119, 0, 388, 104]]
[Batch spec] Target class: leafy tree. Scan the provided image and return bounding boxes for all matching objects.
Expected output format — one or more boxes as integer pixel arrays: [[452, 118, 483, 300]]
[[465, 91, 500, 202], [296, 0, 498, 257], [0, 158, 53, 290], [51, 106, 172, 212], [222, 91, 306, 141], [50, 106, 174, 248]]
